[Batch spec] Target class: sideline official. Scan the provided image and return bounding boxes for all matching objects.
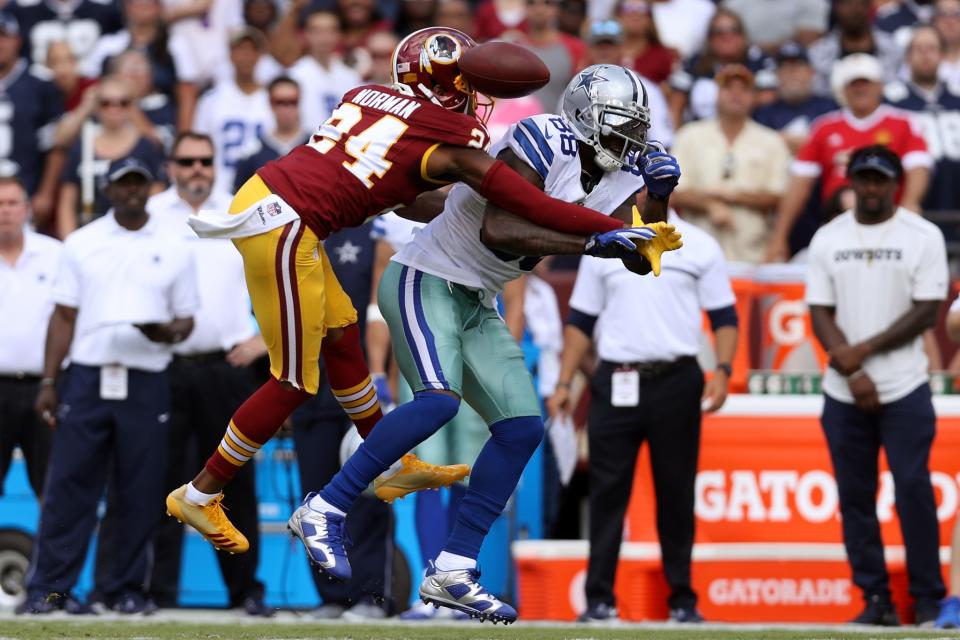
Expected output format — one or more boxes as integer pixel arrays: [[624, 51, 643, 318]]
[[0, 177, 59, 497], [147, 132, 270, 615], [806, 145, 947, 627], [22, 158, 199, 615], [548, 211, 739, 624]]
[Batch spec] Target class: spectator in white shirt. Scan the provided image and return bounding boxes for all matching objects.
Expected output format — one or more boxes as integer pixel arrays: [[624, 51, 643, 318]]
[[22, 158, 198, 615], [289, 10, 362, 131], [806, 145, 947, 627], [193, 27, 275, 195], [0, 177, 59, 498], [548, 210, 739, 624]]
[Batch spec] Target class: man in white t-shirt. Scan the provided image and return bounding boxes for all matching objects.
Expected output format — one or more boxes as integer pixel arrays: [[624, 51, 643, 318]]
[[288, 10, 361, 131], [806, 145, 948, 627], [193, 27, 275, 194]]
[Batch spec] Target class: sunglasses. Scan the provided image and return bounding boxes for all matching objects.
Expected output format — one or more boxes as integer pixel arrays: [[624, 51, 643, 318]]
[[937, 9, 960, 18], [270, 98, 299, 107], [173, 156, 214, 167], [100, 98, 132, 108], [619, 0, 649, 13]]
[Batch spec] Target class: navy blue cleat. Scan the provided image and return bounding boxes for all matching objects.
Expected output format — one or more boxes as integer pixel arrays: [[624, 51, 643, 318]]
[[287, 493, 351, 582], [419, 562, 517, 624]]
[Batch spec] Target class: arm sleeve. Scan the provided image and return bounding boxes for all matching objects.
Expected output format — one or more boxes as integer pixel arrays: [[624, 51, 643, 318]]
[[170, 245, 201, 317], [51, 242, 81, 308], [567, 308, 598, 336], [568, 256, 606, 316], [478, 159, 623, 235], [804, 233, 836, 306], [912, 227, 949, 301]]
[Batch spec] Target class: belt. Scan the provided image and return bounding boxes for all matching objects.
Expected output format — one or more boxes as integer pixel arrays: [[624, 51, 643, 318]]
[[0, 372, 41, 383], [600, 356, 697, 378], [173, 350, 228, 366]]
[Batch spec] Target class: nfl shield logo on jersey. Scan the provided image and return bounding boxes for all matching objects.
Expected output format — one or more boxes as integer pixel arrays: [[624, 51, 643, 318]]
[[265, 202, 282, 217]]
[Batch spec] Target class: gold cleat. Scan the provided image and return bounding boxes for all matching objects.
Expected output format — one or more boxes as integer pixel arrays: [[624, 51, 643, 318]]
[[165, 484, 249, 553], [374, 454, 470, 503]]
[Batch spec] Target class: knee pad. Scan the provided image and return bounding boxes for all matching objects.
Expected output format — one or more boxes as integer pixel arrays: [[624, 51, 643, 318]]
[[413, 390, 461, 424], [490, 416, 544, 454]]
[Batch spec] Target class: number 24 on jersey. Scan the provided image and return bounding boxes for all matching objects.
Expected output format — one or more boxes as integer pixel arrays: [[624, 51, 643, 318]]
[[308, 103, 485, 188]]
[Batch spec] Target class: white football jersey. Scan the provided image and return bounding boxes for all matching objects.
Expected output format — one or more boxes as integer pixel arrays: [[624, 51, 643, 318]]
[[193, 80, 275, 194], [394, 114, 647, 305]]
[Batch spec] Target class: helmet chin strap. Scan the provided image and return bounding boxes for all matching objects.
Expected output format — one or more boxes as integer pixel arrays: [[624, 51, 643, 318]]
[[416, 82, 444, 107]]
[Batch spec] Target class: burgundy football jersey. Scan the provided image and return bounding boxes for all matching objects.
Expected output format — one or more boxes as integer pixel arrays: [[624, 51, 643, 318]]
[[257, 85, 489, 238]]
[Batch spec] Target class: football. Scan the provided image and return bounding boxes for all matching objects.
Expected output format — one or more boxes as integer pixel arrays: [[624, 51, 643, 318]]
[[459, 41, 551, 99]]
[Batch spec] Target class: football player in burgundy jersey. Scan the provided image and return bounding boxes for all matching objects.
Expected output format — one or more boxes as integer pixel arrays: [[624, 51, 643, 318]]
[[169, 27, 670, 557]]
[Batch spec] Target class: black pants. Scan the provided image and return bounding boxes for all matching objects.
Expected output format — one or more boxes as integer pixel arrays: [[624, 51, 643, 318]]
[[585, 358, 703, 611], [821, 384, 945, 605], [292, 407, 394, 610], [0, 375, 50, 497], [149, 356, 264, 607], [27, 365, 169, 599]]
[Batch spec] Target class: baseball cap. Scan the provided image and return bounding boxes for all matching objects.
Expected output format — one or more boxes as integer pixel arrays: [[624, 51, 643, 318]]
[[0, 12, 20, 36], [229, 26, 267, 50], [107, 157, 154, 183], [588, 20, 624, 44], [776, 41, 808, 65], [716, 64, 755, 88], [848, 150, 901, 179], [833, 53, 884, 86]]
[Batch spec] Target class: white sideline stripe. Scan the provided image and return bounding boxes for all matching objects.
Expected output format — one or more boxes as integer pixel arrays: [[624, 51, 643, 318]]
[[712, 394, 960, 417], [511, 540, 951, 562]]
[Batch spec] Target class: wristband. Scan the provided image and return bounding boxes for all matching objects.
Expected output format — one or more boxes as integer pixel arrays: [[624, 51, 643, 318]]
[[366, 303, 385, 325], [716, 363, 732, 378], [848, 369, 866, 381], [556, 382, 572, 390], [40, 377, 56, 387]]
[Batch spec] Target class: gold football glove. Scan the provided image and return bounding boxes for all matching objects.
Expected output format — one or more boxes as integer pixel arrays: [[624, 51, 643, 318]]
[[631, 205, 683, 276]]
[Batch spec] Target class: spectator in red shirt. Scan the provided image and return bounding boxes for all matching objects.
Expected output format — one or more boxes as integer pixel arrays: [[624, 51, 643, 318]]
[[522, 0, 585, 110], [616, 0, 676, 85], [46, 41, 97, 113], [473, 0, 527, 41], [766, 53, 933, 261]]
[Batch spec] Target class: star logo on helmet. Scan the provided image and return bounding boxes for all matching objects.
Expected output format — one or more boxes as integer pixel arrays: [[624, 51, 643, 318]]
[[572, 68, 607, 98]]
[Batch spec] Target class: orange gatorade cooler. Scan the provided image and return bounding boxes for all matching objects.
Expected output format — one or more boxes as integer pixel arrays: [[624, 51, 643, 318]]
[[754, 264, 827, 373]]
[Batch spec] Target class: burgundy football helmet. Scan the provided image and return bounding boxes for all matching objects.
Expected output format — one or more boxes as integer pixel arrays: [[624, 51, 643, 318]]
[[390, 26, 478, 114]]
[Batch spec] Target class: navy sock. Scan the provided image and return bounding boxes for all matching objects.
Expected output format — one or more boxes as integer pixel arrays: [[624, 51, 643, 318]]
[[321, 391, 460, 513], [415, 489, 447, 566], [445, 415, 544, 559]]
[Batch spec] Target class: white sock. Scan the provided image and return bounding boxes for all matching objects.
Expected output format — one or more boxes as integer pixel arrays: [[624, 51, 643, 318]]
[[308, 494, 346, 517], [184, 482, 219, 506], [434, 551, 476, 572], [379, 457, 404, 479]]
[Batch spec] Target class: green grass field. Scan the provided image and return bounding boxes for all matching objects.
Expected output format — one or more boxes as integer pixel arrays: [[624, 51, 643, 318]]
[[3, 620, 960, 640]]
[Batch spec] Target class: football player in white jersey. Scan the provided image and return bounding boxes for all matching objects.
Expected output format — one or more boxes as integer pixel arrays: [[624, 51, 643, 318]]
[[288, 64, 683, 623], [193, 28, 275, 194]]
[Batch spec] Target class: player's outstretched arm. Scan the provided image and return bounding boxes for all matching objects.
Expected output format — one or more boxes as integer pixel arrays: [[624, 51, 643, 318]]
[[427, 144, 624, 236], [480, 148, 590, 257], [393, 187, 451, 223]]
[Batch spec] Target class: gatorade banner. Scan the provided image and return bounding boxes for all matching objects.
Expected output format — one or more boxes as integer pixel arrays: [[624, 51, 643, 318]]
[[515, 395, 960, 622]]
